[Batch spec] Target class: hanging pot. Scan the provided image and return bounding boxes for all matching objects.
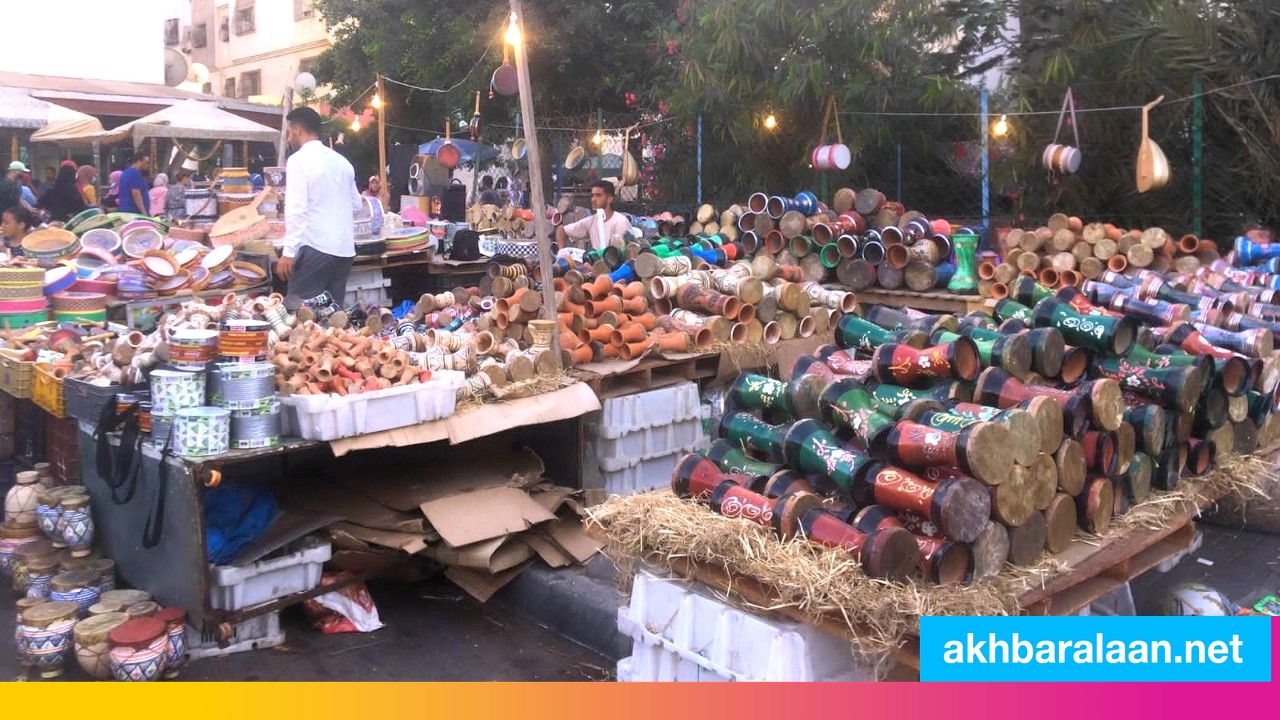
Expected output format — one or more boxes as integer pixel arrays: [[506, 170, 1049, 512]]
[[491, 46, 519, 96], [510, 138, 527, 161], [564, 142, 585, 170], [437, 118, 461, 170]]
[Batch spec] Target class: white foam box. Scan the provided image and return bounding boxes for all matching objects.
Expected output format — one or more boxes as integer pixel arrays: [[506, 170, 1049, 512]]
[[208, 537, 332, 611], [583, 382, 706, 495], [616, 568, 871, 682], [279, 370, 464, 441], [186, 611, 285, 660], [343, 268, 392, 308]]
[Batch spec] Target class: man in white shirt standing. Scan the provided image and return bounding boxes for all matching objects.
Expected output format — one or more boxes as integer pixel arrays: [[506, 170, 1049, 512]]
[[276, 107, 364, 307], [555, 180, 632, 251]]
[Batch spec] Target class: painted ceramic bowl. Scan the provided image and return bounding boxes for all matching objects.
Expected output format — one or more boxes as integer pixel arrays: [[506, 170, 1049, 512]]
[[122, 228, 165, 258], [79, 228, 122, 256]]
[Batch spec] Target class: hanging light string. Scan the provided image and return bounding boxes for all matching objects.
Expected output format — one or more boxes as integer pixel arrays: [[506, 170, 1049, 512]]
[[381, 37, 500, 95], [832, 73, 1280, 118]]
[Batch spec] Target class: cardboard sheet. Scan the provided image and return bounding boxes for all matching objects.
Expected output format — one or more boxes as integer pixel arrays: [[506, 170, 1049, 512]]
[[329, 522, 431, 555], [421, 534, 534, 573], [328, 382, 600, 455], [546, 518, 604, 563], [346, 447, 545, 512], [522, 534, 573, 568], [277, 482, 426, 534], [446, 562, 531, 603], [420, 486, 557, 548], [572, 357, 644, 376]]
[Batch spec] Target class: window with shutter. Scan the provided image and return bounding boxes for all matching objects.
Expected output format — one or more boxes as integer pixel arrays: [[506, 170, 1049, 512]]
[[234, 3, 255, 35], [192, 24, 207, 48], [164, 18, 179, 46]]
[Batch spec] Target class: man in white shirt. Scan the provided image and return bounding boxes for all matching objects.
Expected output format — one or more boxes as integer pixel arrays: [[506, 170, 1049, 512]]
[[276, 107, 364, 307], [555, 180, 632, 251]]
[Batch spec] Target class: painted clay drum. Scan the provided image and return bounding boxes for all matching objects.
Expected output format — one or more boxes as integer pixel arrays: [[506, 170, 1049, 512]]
[[0, 522, 42, 578], [21, 600, 77, 678], [156, 606, 188, 679], [49, 569, 102, 617], [109, 617, 169, 682], [75, 611, 129, 680]]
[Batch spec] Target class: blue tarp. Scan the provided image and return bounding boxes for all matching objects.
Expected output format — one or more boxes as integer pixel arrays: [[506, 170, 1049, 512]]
[[204, 484, 279, 565]]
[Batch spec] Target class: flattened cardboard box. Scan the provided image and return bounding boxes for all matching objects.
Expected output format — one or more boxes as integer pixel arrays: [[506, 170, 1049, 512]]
[[420, 534, 534, 573], [446, 562, 531, 603], [345, 447, 545, 512], [420, 486, 557, 548]]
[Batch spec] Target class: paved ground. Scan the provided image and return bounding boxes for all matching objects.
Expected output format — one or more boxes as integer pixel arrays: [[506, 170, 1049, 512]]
[[3, 576, 612, 682], [5, 523, 1275, 682]]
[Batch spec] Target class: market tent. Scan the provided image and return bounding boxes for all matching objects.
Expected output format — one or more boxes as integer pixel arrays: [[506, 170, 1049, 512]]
[[0, 87, 103, 134], [92, 99, 278, 146], [418, 138, 500, 165]]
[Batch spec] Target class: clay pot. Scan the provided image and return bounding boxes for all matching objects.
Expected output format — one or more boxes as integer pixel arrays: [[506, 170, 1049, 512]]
[[20, 600, 77, 678], [108, 617, 168, 682], [653, 332, 691, 353], [75, 611, 129, 680], [156, 607, 188, 678], [621, 339, 654, 360], [611, 323, 647, 346]]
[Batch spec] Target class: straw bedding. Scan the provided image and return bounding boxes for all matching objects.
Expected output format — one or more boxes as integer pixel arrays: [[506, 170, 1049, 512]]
[[586, 451, 1276, 673]]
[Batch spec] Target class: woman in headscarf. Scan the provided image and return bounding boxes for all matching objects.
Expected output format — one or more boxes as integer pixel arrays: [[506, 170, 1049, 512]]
[[76, 165, 98, 206], [103, 170, 123, 209], [149, 173, 169, 216], [166, 169, 192, 220], [37, 164, 87, 223]]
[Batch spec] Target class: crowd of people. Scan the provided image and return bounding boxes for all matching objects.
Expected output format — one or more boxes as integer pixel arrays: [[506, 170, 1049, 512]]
[[0, 153, 203, 254]]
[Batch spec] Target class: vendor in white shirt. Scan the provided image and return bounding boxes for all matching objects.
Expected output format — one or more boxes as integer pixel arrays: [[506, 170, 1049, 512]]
[[555, 180, 632, 251], [275, 106, 364, 308]]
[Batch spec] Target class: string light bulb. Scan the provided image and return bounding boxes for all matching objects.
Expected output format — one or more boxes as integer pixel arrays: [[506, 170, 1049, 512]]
[[351, 117, 362, 132], [763, 112, 778, 131], [504, 11, 522, 46], [371, 94, 383, 110], [592, 130, 603, 146], [991, 114, 1010, 138]]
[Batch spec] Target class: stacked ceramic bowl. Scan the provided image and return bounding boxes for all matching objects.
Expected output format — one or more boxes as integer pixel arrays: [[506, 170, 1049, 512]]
[[0, 266, 49, 328], [384, 227, 431, 254], [209, 362, 279, 450]]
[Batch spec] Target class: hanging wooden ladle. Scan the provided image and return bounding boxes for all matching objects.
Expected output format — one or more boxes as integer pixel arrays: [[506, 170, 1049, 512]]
[[1136, 95, 1169, 193]]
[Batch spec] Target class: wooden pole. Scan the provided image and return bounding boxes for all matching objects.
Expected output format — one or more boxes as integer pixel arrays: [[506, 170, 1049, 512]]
[[241, 141, 249, 168], [376, 74, 388, 206], [278, 86, 295, 166], [509, 0, 561, 368]]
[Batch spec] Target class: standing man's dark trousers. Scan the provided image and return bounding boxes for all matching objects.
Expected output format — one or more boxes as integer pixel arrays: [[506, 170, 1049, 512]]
[[285, 246, 353, 309]]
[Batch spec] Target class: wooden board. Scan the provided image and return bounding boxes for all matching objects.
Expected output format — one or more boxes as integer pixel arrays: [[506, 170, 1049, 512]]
[[573, 355, 719, 399], [856, 288, 992, 316]]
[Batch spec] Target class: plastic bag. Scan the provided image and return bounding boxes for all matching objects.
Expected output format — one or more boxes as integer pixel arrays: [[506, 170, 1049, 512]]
[[302, 572, 384, 634]]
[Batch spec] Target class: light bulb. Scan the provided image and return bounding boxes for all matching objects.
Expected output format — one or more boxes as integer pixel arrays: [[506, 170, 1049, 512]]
[[763, 113, 778, 131], [592, 131, 603, 146], [504, 12, 522, 46], [371, 95, 383, 110], [992, 114, 1010, 138], [351, 118, 362, 132]]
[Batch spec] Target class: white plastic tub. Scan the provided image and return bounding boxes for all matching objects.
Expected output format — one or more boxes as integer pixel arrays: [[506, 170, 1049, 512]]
[[208, 537, 332, 611], [279, 370, 464, 441]]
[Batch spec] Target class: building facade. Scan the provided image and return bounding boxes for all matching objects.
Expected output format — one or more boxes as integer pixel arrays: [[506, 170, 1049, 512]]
[[172, 0, 331, 105]]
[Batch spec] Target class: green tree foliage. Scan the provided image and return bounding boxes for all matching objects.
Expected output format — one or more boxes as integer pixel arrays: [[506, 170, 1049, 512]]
[[1002, 0, 1280, 237], [649, 0, 1008, 209]]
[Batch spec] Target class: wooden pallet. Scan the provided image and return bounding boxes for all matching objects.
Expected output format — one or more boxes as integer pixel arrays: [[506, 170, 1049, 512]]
[[857, 288, 993, 316], [576, 354, 721, 400]]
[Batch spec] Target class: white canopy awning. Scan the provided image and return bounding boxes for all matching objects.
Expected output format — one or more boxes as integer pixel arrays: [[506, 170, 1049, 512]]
[[0, 87, 104, 135], [93, 99, 279, 145]]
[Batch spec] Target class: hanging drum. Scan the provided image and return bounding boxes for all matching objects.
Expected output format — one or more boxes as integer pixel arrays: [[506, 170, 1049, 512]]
[[1041, 88, 1082, 175]]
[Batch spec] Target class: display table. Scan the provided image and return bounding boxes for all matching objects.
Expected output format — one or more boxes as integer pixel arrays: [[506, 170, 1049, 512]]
[[351, 251, 489, 298]]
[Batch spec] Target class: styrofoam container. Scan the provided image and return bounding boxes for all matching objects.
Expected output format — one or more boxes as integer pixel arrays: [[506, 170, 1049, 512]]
[[344, 268, 391, 308], [186, 611, 285, 659], [279, 370, 464, 441], [589, 417, 706, 473], [592, 382, 702, 439], [208, 537, 332, 611], [616, 568, 871, 682], [583, 450, 692, 497]]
